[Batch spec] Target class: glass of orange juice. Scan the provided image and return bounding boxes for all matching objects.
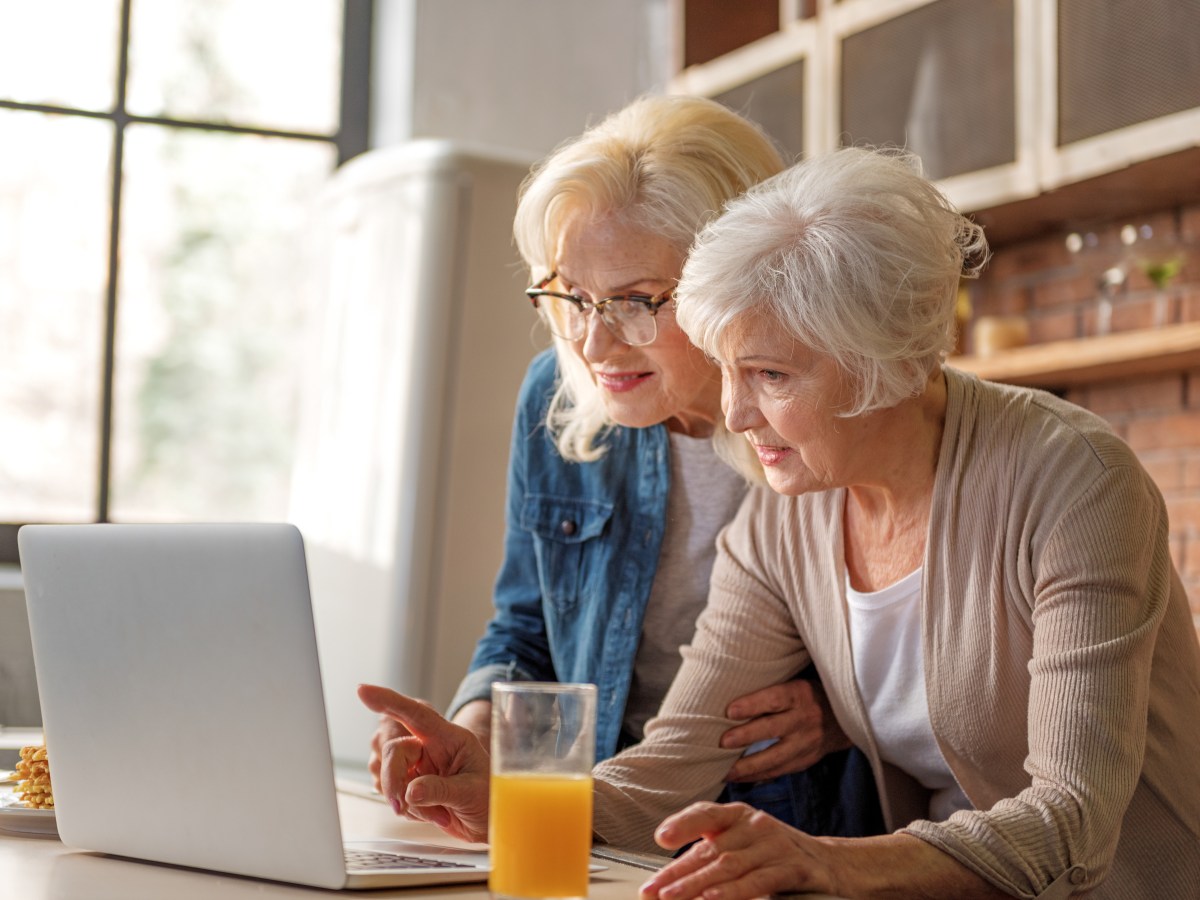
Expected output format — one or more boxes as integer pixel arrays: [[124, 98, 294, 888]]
[[489, 682, 596, 900]]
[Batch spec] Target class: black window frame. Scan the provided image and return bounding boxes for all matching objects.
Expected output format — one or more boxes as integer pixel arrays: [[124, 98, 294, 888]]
[[0, 0, 373, 565]]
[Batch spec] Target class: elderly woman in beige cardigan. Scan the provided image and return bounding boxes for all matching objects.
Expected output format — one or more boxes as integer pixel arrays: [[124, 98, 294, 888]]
[[359, 147, 1200, 899]]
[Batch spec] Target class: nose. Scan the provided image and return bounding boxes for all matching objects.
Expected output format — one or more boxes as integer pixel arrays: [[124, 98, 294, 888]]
[[723, 371, 761, 435], [580, 308, 623, 361]]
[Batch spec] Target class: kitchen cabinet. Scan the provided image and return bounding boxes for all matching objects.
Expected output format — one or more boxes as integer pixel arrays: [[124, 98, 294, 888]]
[[670, 0, 1200, 240]]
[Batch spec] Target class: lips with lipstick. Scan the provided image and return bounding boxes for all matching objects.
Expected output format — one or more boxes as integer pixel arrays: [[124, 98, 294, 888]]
[[593, 370, 654, 393]]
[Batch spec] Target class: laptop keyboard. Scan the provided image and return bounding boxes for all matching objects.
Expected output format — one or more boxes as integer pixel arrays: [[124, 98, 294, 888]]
[[344, 848, 481, 871]]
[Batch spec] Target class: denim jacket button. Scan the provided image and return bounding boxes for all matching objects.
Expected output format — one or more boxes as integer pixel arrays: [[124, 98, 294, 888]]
[[560, 519, 577, 536]]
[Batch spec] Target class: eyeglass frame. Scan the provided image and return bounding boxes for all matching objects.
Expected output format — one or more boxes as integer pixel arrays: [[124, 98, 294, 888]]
[[524, 271, 674, 346]]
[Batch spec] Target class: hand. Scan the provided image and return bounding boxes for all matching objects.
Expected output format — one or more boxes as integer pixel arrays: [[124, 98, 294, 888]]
[[643, 803, 1011, 900], [368, 699, 486, 792], [368, 711, 412, 794], [357, 684, 492, 843], [639, 802, 837, 900], [721, 678, 851, 782]]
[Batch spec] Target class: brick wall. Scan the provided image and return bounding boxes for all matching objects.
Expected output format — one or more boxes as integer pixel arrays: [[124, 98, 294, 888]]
[[967, 201, 1200, 638]]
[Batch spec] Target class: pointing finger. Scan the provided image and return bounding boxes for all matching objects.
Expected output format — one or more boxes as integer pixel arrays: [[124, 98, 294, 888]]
[[357, 684, 453, 743]]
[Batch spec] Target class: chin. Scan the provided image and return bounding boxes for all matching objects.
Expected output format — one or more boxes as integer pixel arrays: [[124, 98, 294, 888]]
[[604, 403, 662, 430], [764, 471, 809, 497]]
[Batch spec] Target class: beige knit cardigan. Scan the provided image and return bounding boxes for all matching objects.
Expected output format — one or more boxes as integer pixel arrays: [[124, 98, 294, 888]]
[[592, 368, 1200, 899]]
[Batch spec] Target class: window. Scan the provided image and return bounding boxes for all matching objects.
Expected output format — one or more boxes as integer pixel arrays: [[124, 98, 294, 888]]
[[0, 0, 371, 563]]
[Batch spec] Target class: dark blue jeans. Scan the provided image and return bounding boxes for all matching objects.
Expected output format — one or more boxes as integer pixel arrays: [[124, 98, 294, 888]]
[[718, 744, 884, 837], [716, 663, 884, 839], [619, 667, 885, 842]]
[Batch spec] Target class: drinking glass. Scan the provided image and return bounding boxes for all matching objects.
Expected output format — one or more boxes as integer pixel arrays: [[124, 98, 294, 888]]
[[489, 682, 597, 900]]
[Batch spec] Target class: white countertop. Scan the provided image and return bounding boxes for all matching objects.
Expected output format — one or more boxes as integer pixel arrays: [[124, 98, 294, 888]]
[[0, 784, 847, 899]]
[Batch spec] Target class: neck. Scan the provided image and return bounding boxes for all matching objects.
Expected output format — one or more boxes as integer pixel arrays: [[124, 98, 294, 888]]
[[842, 371, 947, 591], [845, 371, 947, 516], [664, 367, 723, 438]]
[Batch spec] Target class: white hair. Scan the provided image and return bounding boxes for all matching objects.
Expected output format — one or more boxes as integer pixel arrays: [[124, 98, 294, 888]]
[[512, 94, 784, 464], [677, 147, 989, 421]]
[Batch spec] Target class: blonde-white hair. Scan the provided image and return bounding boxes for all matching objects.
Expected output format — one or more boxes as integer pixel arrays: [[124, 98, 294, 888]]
[[513, 94, 784, 463], [678, 147, 988, 444]]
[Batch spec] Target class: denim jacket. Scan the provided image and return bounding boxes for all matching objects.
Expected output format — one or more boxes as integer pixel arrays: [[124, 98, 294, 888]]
[[449, 349, 669, 760], [448, 350, 883, 837]]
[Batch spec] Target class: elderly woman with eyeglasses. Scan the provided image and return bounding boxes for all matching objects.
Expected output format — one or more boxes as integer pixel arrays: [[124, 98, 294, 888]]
[[362, 146, 1200, 898], [366, 95, 883, 839]]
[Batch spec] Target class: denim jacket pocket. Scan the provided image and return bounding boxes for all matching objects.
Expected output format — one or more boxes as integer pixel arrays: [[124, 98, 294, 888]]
[[520, 494, 614, 610]]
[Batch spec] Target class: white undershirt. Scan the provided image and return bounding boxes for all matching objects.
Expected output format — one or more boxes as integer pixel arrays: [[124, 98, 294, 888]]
[[845, 567, 972, 822]]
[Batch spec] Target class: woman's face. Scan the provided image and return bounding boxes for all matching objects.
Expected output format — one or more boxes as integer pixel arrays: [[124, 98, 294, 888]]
[[718, 313, 873, 496], [554, 211, 721, 436]]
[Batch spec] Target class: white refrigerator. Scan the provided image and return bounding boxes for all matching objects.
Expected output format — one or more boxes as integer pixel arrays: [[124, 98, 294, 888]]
[[290, 141, 542, 767]]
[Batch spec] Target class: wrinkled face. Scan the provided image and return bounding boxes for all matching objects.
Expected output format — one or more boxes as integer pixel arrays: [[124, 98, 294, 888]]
[[718, 313, 870, 496], [554, 211, 720, 436]]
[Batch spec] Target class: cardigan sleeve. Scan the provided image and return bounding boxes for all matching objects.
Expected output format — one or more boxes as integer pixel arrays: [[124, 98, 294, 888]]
[[591, 493, 812, 853], [905, 463, 1171, 898]]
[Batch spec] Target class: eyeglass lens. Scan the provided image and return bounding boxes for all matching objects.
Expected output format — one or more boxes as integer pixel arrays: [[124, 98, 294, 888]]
[[539, 294, 658, 346]]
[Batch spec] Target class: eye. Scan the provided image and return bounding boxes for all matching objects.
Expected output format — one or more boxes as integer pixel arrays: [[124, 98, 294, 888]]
[[759, 369, 785, 382]]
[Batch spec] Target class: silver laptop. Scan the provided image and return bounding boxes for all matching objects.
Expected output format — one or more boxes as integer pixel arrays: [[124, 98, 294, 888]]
[[18, 522, 491, 890]]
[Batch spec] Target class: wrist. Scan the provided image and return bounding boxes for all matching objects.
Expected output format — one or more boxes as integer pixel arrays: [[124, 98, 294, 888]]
[[451, 699, 492, 747], [814, 834, 1009, 899]]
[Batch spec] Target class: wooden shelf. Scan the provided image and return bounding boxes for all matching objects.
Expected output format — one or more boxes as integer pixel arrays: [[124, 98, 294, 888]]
[[948, 322, 1200, 388]]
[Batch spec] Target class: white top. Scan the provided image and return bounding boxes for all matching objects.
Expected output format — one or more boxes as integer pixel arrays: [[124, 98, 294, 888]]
[[845, 567, 971, 822]]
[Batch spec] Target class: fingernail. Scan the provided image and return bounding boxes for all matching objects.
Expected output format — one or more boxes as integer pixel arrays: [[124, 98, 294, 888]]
[[427, 807, 451, 828], [390, 798, 402, 815]]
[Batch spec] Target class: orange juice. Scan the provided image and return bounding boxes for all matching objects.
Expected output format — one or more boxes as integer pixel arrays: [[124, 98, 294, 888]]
[[489, 772, 594, 898]]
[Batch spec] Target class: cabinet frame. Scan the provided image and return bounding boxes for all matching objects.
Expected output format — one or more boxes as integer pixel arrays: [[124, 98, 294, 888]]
[[669, 0, 1200, 219]]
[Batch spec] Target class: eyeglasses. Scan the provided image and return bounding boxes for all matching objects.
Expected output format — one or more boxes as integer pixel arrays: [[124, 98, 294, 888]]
[[524, 272, 673, 347]]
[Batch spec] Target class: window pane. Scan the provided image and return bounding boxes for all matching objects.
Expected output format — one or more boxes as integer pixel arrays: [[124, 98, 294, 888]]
[[111, 125, 334, 522], [0, 112, 111, 521], [0, 1, 120, 111], [127, 0, 343, 134]]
